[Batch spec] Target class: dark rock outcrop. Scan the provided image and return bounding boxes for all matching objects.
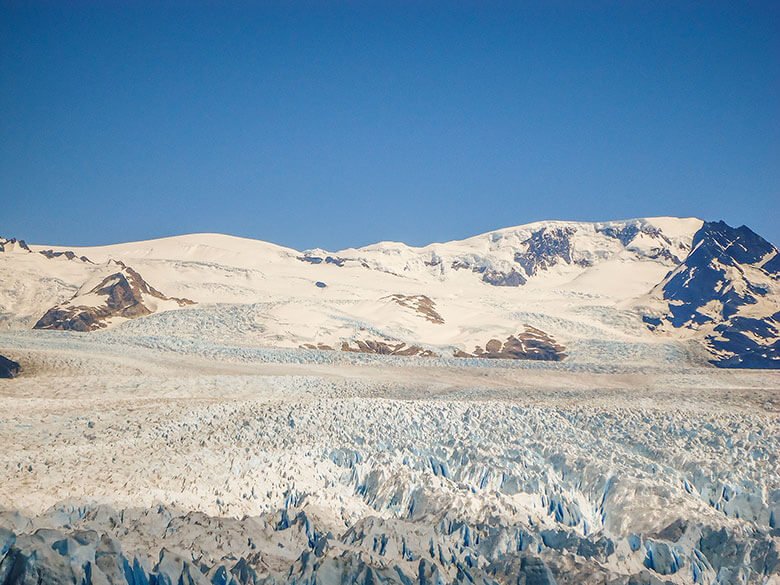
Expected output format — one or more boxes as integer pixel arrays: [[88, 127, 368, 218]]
[[0, 355, 20, 378], [710, 315, 780, 369], [481, 268, 527, 287], [384, 294, 445, 324], [37, 249, 93, 263], [598, 223, 685, 263], [660, 221, 777, 327], [455, 326, 566, 361], [33, 265, 194, 332], [0, 238, 30, 253], [0, 235, 91, 262], [298, 254, 347, 267], [341, 339, 438, 357], [451, 260, 528, 287], [649, 220, 779, 369], [301, 343, 335, 351], [514, 227, 588, 276]]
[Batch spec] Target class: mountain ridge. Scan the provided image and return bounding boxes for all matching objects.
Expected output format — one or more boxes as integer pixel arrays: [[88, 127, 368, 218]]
[[24, 215, 703, 255], [2, 216, 777, 368]]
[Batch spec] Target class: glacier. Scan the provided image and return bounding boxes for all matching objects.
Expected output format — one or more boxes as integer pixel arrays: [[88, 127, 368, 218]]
[[0, 217, 778, 584], [0, 330, 778, 584]]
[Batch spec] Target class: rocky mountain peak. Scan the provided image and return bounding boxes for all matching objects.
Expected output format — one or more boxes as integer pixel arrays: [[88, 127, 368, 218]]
[[514, 226, 582, 276], [646, 220, 779, 368], [34, 265, 194, 332]]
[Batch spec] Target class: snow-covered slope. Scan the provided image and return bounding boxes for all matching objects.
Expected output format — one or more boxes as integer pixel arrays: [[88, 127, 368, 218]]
[[1, 216, 777, 368]]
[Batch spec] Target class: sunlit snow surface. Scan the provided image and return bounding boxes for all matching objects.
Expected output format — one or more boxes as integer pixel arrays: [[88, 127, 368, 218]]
[[0, 330, 778, 584]]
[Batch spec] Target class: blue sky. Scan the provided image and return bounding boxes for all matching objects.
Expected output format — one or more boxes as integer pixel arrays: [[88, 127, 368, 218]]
[[2, 1, 778, 249]]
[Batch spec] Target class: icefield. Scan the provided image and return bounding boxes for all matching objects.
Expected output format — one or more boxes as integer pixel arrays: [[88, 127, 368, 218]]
[[0, 330, 778, 584]]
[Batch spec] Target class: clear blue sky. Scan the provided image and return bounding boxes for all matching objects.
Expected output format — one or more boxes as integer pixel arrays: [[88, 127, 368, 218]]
[[2, 1, 778, 249]]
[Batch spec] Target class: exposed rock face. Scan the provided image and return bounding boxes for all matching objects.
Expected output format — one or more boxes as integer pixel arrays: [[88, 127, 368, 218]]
[[0, 238, 30, 253], [1, 235, 91, 262], [481, 268, 527, 287], [298, 253, 347, 267], [33, 265, 194, 332], [455, 326, 566, 361], [384, 294, 445, 324], [451, 260, 528, 287], [341, 339, 437, 357], [710, 314, 779, 368], [599, 223, 659, 247], [514, 227, 585, 276], [661, 221, 778, 326], [37, 249, 93, 263], [598, 223, 684, 263], [0, 354, 20, 378], [649, 221, 779, 368], [449, 225, 601, 287], [300, 342, 335, 351]]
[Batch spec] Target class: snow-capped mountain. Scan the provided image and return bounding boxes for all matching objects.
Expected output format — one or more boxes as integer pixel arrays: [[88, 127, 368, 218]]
[[0, 217, 777, 368], [643, 221, 779, 369]]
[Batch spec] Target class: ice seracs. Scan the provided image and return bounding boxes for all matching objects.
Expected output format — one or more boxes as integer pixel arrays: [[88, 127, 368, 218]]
[[0, 334, 776, 584]]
